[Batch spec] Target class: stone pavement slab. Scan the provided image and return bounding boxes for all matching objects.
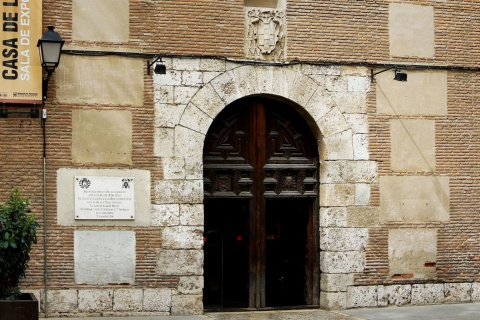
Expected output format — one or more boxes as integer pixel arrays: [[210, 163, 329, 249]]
[[341, 302, 480, 320]]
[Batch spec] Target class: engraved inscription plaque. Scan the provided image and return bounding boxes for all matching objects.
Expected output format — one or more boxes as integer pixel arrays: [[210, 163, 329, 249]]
[[75, 176, 134, 220]]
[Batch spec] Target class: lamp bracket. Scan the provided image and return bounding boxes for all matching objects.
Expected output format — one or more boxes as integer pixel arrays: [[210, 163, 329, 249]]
[[147, 56, 163, 75], [370, 66, 396, 83]]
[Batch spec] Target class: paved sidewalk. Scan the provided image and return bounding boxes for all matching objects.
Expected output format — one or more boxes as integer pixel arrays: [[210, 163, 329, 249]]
[[41, 302, 480, 320]]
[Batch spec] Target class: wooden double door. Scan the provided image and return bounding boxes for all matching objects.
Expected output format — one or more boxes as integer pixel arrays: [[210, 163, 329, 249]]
[[203, 97, 319, 310]]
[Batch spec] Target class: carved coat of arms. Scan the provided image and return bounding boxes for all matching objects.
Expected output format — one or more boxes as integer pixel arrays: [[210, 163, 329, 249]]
[[246, 8, 286, 61]]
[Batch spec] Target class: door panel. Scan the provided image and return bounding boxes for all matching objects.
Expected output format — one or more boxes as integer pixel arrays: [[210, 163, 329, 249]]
[[203, 97, 319, 310]]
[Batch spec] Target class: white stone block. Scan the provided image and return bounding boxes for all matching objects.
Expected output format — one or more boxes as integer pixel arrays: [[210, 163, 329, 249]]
[[325, 76, 348, 92], [320, 184, 355, 207], [173, 58, 201, 71], [353, 134, 369, 160], [157, 250, 203, 275], [320, 251, 365, 273], [160, 70, 182, 86], [78, 289, 113, 311], [320, 228, 368, 251], [321, 130, 354, 160], [344, 114, 368, 134], [143, 288, 172, 312], [320, 161, 347, 184], [285, 72, 318, 107], [346, 161, 377, 183], [162, 157, 186, 180], [179, 103, 213, 134], [317, 108, 349, 138], [203, 71, 223, 84], [320, 291, 347, 310], [154, 86, 174, 104], [155, 104, 186, 128], [154, 128, 175, 157], [333, 92, 367, 114], [355, 183, 371, 206], [46, 290, 78, 313], [232, 65, 258, 97], [472, 283, 480, 301], [113, 288, 143, 311], [347, 286, 377, 308], [320, 207, 347, 227], [155, 180, 203, 204], [181, 71, 203, 87], [200, 58, 226, 72], [179, 204, 204, 226], [304, 88, 334, 122], [190, 83, 225, 119], [377, 285, 411, 306], [162, 226, 203, 249], [174, 126, 205, 160], [75, 231, 136, 285], [178, 276, 204, 294], [209, 70, 243, 105], [171, 294, 203, 316], [444, 283, 472, 303], [347, 76, 370, 92], [302, 64, 341, 76], [151, 204, 180, 227], [411, 284, 444, 305], [320, 273, 354, 292], [174, 86, 198, 105]]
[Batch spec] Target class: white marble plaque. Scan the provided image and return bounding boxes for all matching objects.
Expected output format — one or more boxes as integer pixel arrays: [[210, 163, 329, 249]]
[[75, 176, 134, 220]]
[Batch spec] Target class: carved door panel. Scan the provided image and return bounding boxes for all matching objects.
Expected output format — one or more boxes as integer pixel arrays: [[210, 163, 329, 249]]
[[203, 97, 319, 309]]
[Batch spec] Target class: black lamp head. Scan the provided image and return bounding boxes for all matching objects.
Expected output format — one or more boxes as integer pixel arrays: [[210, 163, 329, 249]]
[[394, 70, 408, 82], [154, 63, 167, 75]]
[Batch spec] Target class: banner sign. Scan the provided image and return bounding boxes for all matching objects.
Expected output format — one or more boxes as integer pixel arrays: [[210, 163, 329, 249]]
[[1, 0, 42, 104]]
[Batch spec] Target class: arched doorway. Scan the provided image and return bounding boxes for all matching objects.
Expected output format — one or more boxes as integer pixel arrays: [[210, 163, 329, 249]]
[[203, 97, 320, 310]]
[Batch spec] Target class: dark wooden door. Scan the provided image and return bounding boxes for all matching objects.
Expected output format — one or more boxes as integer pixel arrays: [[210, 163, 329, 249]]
[[203, 97, 319, 310]]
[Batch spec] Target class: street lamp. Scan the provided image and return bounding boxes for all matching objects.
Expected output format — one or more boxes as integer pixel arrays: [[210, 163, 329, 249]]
[[37, 26, 64, 101]]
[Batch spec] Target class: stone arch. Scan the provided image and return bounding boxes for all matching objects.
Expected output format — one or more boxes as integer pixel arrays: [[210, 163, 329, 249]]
[[168, 64, 372, 309]]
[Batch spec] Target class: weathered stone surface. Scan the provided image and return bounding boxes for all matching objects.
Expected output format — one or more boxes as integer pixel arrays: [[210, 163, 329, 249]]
[[179, 103, 213, 134], [353, 134, 369, 161], [113, 288, 143, 311], [174, 86, 199, 105], [209, 70, 242, 105], [347, 286, 377, 308], [190, 83, 226, 119], [320, 184, 355, 207], [285, 71, 319, 107], [321, 130, 354, 160], [155, 103, 185, 128], [320, 207, 347, 227], [472, 283, 480, 301], [320, 228, 368, 251], [171, 294, 203, 315], [155, 180, 203, 204], [154, 128, 175, 157], [317, 108, 349, 138], [78, 289, 113, 311], [200, 58, 226, 72], [143, 288, 172, 312], [178, 276, 204, 294], [347, 76, 370, 92], [47, 290, 78, 313], [347, 206, 380, 227], [304, 87, 334, 122], [389, 228, 437, 279], [344, 114, 368, 134], [303, 64, 341, 76], [320, 291, 347, 310], [232, 65, 258, 97], [377, 285, 411, 306], [333, 92, 367, 114], [346, 161, 377, 183], [173, 59, 201, 71], [157, 250, 203, 275], [320, 251, 365, 273], [162, 157, 186, 180], [325, 76, 348, 92], [355, 184, 371, 205], [411, 284, 445, 305], [444, 283, 472, 303], [181, 71, 203, 87], [180, 204, 204, 226], [320, 273, 354, 292], [162, 226, 203, 249], [174, 126, 205, 160], [320, 161, 347, 184], [151, 204, 180, 227], [74, 231, 136, 285]]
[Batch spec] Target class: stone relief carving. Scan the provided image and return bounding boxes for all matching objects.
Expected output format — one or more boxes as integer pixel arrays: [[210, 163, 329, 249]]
[[245, 8, 286, 61]]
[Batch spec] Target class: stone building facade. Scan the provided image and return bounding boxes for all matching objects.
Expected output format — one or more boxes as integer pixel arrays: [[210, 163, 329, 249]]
[[2, 0, 480, 317]]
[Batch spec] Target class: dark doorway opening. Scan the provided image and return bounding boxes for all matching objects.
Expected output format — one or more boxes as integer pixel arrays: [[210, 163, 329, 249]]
[[203, 97, 319, 310]]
